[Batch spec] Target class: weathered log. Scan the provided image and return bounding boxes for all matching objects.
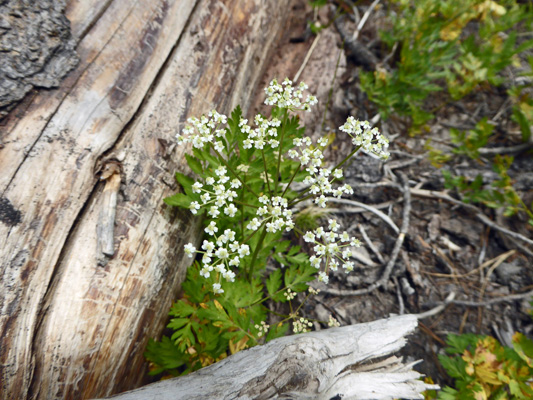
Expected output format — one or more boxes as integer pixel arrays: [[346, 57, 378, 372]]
[[94, 315, 437, 400], [0, 0, 293, 399], [0, 0, 79, 118]]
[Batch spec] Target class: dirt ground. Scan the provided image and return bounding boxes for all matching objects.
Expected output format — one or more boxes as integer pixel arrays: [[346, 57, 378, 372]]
[[253, 0, 533, 387]]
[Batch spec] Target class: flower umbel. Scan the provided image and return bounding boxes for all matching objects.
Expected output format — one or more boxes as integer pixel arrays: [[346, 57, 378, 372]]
[[339, 116, 390, 160], [175, 79, 384, 293]]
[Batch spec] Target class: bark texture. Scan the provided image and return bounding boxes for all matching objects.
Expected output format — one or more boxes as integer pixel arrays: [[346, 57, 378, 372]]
[[94, 315, 437, 400], [0, 0, 292, 399], [0, 0, 79, 118]]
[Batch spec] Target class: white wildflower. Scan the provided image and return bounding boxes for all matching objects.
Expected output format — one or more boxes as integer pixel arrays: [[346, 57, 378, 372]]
[[184, 243, 196, 258]]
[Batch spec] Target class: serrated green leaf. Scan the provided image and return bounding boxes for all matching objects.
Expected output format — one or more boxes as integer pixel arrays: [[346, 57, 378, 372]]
[[438, 354, 468, 380], [175, 172, 195, 197], [513, 332, 533, 367], [164, 193, 191, 208], [437, 386, 458, 400], [169, 301, 196, 317], [266, 269, 282, 296], [144, 336, 186, 375], [185, 154, 204, 175], [167, 318, 190, 331]]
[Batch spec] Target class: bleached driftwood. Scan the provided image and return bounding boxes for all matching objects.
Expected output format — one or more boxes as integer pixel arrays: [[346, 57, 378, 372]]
[[95, 315, 437, 400], [0, 0, 293, 399]]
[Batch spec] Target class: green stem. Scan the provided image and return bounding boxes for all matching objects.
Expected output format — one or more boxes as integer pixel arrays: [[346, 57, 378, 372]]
[[233, 199, 258, 209], [242, 219, 267, 244], [212, 148, 260, 199], [248, 225, 268, 281], [261, 149, 273, 197], [288, 145, 361, 207], [274, 110, 289, 195], [281, 162, 302, 199], [240, 174, 246, 239], [518, 196, 533, 220], [332, 144, 362, 173]]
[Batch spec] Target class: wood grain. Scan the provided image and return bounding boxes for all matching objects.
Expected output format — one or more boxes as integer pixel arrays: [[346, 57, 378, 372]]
[[0, 0, 292, 398], [92, 315, 437, 400]]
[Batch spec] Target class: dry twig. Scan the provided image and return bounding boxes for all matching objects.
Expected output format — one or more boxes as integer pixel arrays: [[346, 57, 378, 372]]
[[358, 223, 385, 263], [323, 172, 411, 296], [414, 292, 456, 320], [326, 197, 400, 234], [410, 188, 533, 250], [425, 289, 533, 308]]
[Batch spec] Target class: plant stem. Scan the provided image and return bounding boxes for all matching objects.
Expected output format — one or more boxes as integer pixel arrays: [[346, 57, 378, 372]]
[[332, 144, 362, 172], [274, 109, 289, 195], [233, 199, 258, 208], [240, 174, 245, 239], [212, 148, 260, 199], [281, 162, 302, 198], [248, 226, 268, 281], [288, 145, 361, 207], [242, 219, 267, 244], [261, 149, 273, 197]]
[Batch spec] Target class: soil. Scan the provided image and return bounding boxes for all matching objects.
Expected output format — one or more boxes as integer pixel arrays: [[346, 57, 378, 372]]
[[253, 0, 533, 387]]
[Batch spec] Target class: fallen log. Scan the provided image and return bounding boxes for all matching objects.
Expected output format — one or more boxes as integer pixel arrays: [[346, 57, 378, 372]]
[[0, 0, 293, 398], [94, 315, 437, 400]]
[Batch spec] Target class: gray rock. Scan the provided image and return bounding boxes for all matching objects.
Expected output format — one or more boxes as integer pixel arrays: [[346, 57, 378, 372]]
[[495, 262, 522, 285]]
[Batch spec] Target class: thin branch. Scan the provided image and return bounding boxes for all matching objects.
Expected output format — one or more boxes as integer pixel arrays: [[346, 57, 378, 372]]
[[478, 142, 533, 155], [410, 188, 533, 249], [326, 198, 402, 215], [358, 223, 385, 263], [323, 172, 411, 296], [353, 0, 381, 41], [425, 289, 533, 308], [326, 197, 400, 234], [393, 276, 405, 315], [293, 34, 321, 83], [414, 292, 456, 320]]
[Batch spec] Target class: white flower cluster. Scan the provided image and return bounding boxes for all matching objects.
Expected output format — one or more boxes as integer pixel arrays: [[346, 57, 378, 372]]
[[184, 228, 251, 294], [288, 136, 353, 208], [328, 315, 341, 327], [254, 321, 270, 338], [264, 78, 318, 111], [339, 117, 390, 160], [247, 195, 294, 234], [293, 316, 313, 333], [240, 114, 283, 151], [308, 287, 320, 295], [176, 110, 228, 150], [303, 219, 361, 284], [176, 80, 380, 294], [284, 288, 297, 301], [188, 166, 241, 216]]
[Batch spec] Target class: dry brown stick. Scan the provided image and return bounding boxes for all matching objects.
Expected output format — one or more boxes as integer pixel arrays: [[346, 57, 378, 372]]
[[414, 292, 456, 320], [358, 223, 385, 263], [421, 250, 516, 279], [323, 172, 411, 296], [393, 276, 405, 315], [410, 188, 533, 249], [424, 289, 533, 308], [478, 250, 516, 305]]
